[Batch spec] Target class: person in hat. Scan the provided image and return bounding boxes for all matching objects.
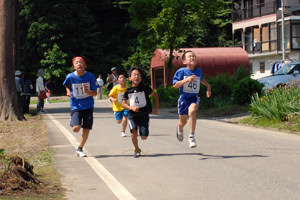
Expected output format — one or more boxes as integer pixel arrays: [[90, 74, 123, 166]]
[[15, 70, 23, 113], [106, 67, 118, 96], [36, 69, 46, 114]]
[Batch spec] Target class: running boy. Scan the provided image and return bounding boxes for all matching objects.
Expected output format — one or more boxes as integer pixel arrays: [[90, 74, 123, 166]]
[[109, 73, 129, 137], [122, 66, 159, 158], [173, 51, 211, 148], [63, 56, 99, 157]]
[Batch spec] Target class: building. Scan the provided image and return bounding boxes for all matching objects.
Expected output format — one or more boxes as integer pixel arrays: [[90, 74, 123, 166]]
[[151, 48, 249, 89], [232, 0, 300, 79]]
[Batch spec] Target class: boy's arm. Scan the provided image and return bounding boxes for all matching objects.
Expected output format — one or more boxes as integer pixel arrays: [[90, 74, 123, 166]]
[[65, 85, 72, 98], [82, 83, 97, 96], [173, 75, 196, 88], [122, 100, 139, 112], [201, 79, 211, 98], [151, 91, 159, 114]]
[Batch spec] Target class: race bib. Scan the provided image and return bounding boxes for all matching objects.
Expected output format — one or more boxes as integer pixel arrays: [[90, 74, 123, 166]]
[[183, 76, 200, 93], [118, 92, 125, 104], [72, 83, 90, 99], [128, 92, 146, 108]]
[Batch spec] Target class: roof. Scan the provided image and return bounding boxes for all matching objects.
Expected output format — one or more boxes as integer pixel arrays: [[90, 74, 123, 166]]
[[151, 47, 250, 77]]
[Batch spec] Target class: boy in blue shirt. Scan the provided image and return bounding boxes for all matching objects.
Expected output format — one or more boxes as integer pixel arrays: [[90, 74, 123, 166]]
[[63, 56, 99, 157], [173, 51, 211, 148]]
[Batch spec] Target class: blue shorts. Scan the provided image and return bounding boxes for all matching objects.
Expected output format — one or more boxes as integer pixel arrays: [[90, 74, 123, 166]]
[[128, 114, 149, 137], [70, 108, 94, 130], [114, 109, 129, 121], [178, 96, 200, 115]]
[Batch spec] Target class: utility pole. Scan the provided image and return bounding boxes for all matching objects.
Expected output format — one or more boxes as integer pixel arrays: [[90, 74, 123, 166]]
[[281, 0, 285, 60]]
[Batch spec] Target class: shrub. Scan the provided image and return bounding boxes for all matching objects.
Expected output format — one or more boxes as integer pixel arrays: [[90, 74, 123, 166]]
[[154, 86, 179, 107], [232, 77, 263, 105], [250, 87, 300, 122]]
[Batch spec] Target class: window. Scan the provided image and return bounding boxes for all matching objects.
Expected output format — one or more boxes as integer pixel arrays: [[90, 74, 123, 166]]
[[260, 62, 265, 73], [261, 24, 269, 51], [291, 23, 300, 49], [250, 63, 253, 74], [270, 23, 277, 51]]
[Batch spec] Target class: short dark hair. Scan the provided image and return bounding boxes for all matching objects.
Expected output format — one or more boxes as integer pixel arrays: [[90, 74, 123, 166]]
[[182, 50, 196, 60], [117, 72, 126, 79], [128, 66, 142, 77]]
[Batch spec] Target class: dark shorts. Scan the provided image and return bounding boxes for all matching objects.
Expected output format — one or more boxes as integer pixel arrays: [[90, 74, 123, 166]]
[[178, 96, 200, 115], [70, 108, 94, 130], [128, 114, 149, 137]]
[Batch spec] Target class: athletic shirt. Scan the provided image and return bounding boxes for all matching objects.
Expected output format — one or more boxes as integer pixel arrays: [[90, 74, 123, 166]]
[[108, 84, 128, 112], [123, 84, 153, 117], [63, 71, 99, 110], [172, 67, 203, 98]]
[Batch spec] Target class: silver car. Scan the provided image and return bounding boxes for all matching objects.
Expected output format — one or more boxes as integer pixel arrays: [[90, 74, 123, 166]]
[[258, 62, 300, 90]]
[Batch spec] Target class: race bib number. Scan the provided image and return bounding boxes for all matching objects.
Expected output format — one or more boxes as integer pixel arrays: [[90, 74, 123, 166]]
[[72, 83, 90, 99], [128, 92, 146, 108], [118, 92, 125, 104], [183, 76, 200, 93]]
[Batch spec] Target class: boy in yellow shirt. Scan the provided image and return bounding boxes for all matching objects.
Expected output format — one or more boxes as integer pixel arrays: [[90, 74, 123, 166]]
[[109, 73, 128, 137]]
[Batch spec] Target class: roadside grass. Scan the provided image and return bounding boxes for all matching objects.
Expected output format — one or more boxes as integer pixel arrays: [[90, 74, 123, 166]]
[[240, 117, 300, 132], [0, 111, 65, 199]]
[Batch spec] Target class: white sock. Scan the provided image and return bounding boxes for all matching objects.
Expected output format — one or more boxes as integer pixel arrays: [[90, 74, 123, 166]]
[[189, 133, 194, 138]]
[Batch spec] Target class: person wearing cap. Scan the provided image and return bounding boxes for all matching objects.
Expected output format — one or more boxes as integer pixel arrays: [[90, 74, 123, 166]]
[[15, 70, 23, 113], [109, 67, 119, 86], [63, 56, 99, 157], [36, 69, 46, 114]]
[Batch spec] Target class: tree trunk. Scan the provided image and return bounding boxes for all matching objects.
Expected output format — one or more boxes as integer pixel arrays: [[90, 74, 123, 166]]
[[0, 0, 25, 121]]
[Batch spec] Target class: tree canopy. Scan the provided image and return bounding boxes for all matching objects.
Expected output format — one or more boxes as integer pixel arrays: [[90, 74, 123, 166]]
[[18, 0, 232, 91]]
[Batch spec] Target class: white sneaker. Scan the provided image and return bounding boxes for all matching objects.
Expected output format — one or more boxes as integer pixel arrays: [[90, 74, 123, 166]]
[[121, 132, 126, 137], [76, 149, 87, 157], [189, 137, 197, 148]]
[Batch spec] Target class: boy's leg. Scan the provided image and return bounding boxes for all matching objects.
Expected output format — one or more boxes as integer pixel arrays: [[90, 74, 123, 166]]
[[79, 128, 90, 149], [122, 116, 128, 132], [188, 103, 198, 136], [131, 129, 139, 149], [178, 115, 188, 132]]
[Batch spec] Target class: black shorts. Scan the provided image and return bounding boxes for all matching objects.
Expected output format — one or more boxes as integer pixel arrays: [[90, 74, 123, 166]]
[[128, 114, 149, 137], [70, 108, 94, 130]]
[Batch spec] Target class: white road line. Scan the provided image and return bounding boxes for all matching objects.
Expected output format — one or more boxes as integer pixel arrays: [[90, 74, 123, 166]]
[[47, 114, 136, 200]]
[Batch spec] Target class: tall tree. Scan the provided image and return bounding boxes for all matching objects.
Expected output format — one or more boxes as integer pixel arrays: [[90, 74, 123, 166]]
[[127, 0, 225, 85], [0, 0, 25, 121]]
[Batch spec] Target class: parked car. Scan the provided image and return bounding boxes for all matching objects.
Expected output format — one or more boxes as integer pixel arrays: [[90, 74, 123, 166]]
[[258, 62, 300, 90]]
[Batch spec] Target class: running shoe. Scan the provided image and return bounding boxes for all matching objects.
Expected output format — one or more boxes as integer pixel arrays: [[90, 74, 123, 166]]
[[176, 127, 183, 142], [134, 148, 141, 158], [121, 131, 126, 137], [76, 148, 87, 157], [189, 137, 197, 148]]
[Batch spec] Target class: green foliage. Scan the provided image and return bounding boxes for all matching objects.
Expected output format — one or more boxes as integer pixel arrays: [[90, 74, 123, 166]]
[[155, 86, 179, 107], [232, 77, 263, 105], [231, 64, 251, 82], [250, 87, 300, 122]]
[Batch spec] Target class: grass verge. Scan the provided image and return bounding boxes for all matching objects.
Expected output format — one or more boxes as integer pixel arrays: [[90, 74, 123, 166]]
[[0, 112, 65, 199]]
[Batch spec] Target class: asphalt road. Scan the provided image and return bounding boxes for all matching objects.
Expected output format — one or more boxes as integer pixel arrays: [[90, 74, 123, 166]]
[[43, 100, 300, 200]]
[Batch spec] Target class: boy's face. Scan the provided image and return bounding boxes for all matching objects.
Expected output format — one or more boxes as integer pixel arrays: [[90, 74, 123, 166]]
[[73, 58, 86, 74], [182, 52, 197, 67], [129, 70, 142, 86], [118, 75, 126, 84]]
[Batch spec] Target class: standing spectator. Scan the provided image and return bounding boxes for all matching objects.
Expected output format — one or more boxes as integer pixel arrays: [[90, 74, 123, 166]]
[[36, 69, 45, 114], [15, 70, 23, 113], [22, 74, 34, 114], [96, 74, 104, 100], [45, 79, 52, 103]]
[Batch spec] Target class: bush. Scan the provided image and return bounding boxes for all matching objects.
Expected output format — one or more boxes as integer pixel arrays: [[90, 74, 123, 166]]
[[155, 86, 179, 107], [250, 87, 300, 122], [232, 77, 263, 105]]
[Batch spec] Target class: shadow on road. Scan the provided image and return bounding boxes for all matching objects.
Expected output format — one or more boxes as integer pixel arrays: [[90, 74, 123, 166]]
[[93, 153, 268, 160]]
